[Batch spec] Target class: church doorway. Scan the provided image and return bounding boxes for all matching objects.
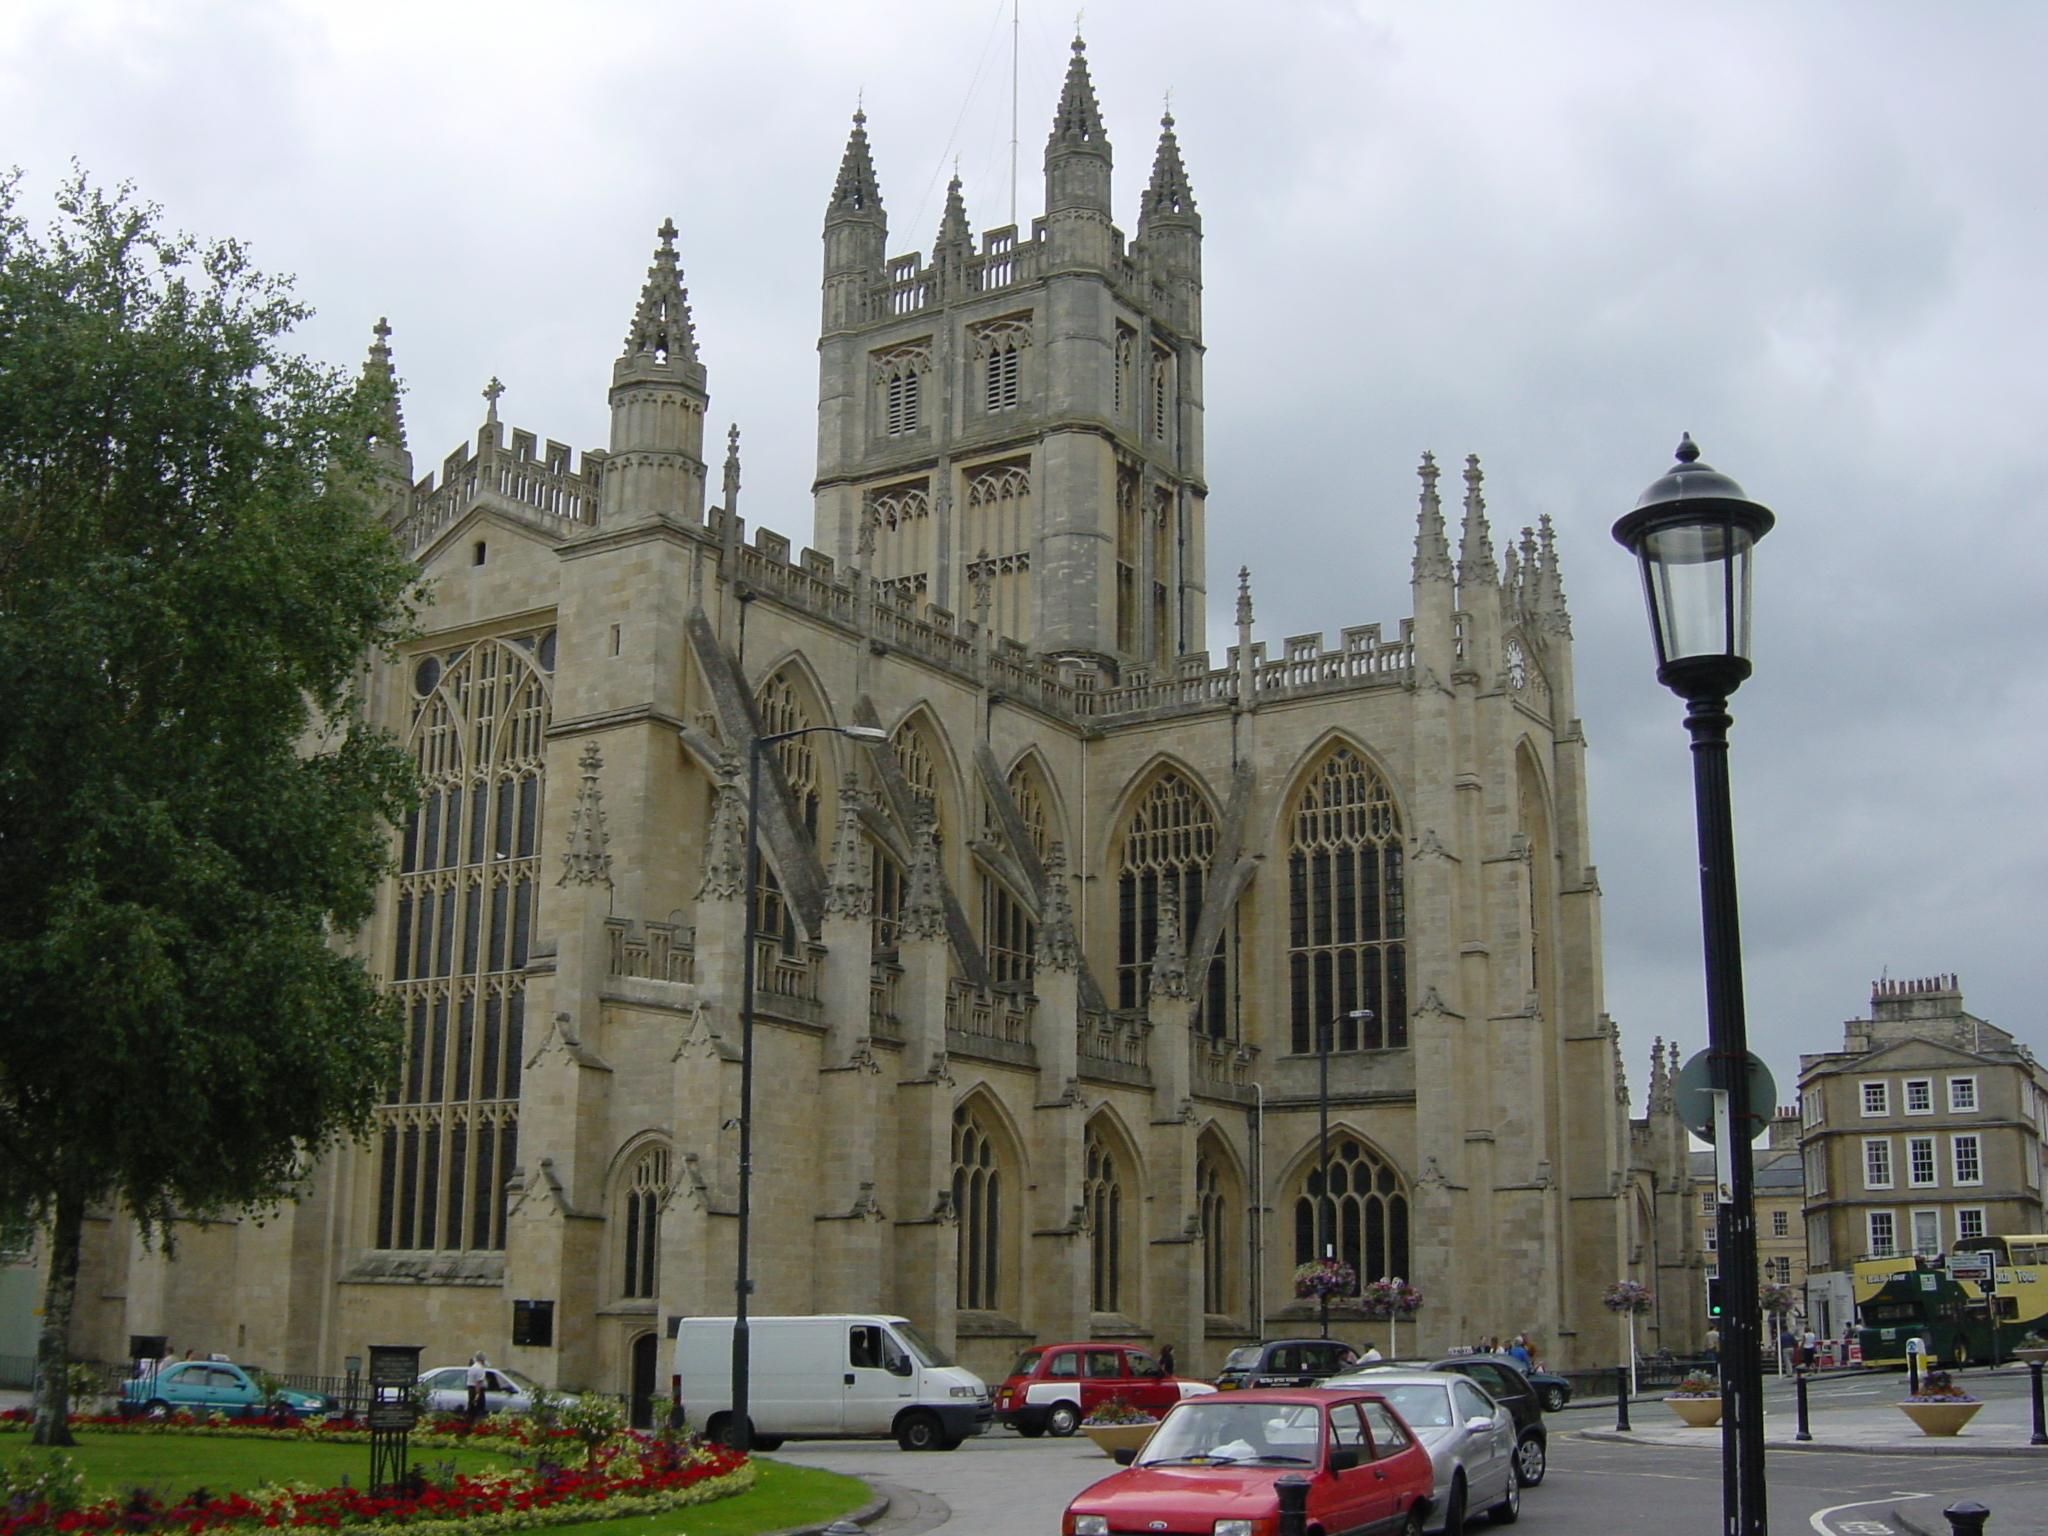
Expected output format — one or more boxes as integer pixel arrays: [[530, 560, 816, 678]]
[[628, 1332, 659, 1429]]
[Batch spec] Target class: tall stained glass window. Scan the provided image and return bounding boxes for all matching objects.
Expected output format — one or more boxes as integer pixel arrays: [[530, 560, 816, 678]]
[[1287, 748, 1406, 1054]]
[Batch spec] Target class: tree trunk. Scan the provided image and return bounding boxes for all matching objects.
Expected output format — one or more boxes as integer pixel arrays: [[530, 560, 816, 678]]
[[30, 1189, 83, 1447]]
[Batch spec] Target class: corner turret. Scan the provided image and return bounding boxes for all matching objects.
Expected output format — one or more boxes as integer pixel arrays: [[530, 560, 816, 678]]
[[359, 318, 414, 527], [823, 110, 887, 332], [1133, 110, 1201, 332], [1042, 37, 1114, 268], [605, 219, 709, 525]]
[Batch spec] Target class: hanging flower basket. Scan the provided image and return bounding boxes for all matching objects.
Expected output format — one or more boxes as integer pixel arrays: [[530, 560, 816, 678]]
[[1358, 1277, 1424, 1321], [1601, 1281, 1654, 1315], [1760, 1284, 1802, 1315], [1294, 1259, 1358, 1300]]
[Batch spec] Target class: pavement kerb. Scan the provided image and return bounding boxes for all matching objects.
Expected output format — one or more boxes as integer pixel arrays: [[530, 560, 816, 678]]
[[1892, 1506, 1941, 1536], [1574, 1429, 2048, 1458], [750, 1480, 893, 1535]]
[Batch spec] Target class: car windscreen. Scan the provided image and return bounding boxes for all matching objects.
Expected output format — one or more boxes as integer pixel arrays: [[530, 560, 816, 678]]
[[1220, 1347, 1262, 1371], [1373, 1383, 1455, 1429], [892, 1321, 953, 1369], [1138, 1400, 1324, 1465], [1007, 1348, 1044, 1377]]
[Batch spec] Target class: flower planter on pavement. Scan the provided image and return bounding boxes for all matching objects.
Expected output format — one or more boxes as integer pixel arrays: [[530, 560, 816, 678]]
[[1082, 1421, 1158, 1456], [1898, 1400, 1982, 1437], [1665, 1396, 1723, 1428]]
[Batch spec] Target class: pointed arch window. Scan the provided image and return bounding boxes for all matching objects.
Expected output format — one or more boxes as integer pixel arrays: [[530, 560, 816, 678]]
[[620, 1145, 670, 1300], [870, 841, 905, 956], [1287, 748, 1406, 1055], [380, 631, 552, 1253], [976, 320, 1031, 412], [1114, 325, 1136, 417], [964, 462, 1032, 642], [984, 879, 1036, 986], [755, 670, 820, 840], [873, 341, 931, 437], [1294, 1137, 1409, 1293], [953, 1105, 1002, 1310], [1005, 764, 1051, 859], [868, 479, 933, 609], [1151, 343, 1173, 443], [1117, 771, 1235, 1038], [1085, 1128, 1125, 1313], [891, 723, 939, 814]]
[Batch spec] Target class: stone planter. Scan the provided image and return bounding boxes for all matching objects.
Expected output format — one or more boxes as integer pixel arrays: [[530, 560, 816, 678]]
[[1665, 1396, 1724, 1428], [2012, 1348, 2048, 1366], [1899, 1400, 1982, 1437], [1082, 1421, 1159, 1456]]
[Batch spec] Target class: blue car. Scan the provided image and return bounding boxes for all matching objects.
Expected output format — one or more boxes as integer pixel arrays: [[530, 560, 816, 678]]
[[119, 1360, 332, 1419]]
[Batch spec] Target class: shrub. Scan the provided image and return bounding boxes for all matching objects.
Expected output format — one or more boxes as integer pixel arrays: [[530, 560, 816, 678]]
[[1, 1450, 86, 1518], [1083, 1394, 1157, 1426], [1904, 1370, 1977, 1403], [1667, 1374, 1720, 1398]]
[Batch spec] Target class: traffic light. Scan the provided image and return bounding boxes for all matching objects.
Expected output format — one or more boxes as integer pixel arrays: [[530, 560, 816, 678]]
[[1707, 1276, 1725, 1318]]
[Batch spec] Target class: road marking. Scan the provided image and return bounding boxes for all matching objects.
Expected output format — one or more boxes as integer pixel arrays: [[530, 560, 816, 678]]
[[1809, 1494, 1930, 1536]]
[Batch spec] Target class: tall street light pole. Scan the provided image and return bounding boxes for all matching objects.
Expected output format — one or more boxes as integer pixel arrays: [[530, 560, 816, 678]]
[[722, 721, 887, 1451], [1613, 436, 1775, 1536], [1317, 1008, 1375, 1339]]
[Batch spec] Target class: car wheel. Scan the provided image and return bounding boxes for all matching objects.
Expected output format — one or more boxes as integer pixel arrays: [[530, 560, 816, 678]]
[[1046, 1401, 1082, 1437], [750, 1434, 785, 1452], [1514, 1432, 1546, 1488], [896, 1409, 944, 1452], [1402, 1507, 1426, 1536], [1015, 1421, 1046, 1438], [145, 1399, 172, 1419], [1539, 1386, 1566, 1413], [1950, 1337, 1972, 1370], [1487, 1472, 1521, 1525], [1442, 1474, 1467, 1534]]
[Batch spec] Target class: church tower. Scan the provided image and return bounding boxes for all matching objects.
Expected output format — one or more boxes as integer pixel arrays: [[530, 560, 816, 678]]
[[812, 39, 1207, 674]]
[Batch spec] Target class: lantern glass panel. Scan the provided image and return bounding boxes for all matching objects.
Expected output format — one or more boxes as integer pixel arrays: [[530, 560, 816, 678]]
[[1640, 519, 1755, 665]]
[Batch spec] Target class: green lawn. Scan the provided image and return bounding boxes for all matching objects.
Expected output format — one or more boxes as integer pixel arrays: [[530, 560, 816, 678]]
[[5, 1433, 518, 1499], [0, 1436, 869, 1536]]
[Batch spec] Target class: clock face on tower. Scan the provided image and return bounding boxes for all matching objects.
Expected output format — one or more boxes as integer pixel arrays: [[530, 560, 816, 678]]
[[1506, 638, 1527, 691]]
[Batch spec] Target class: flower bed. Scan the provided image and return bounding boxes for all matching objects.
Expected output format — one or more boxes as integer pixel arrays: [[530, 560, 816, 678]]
[[0, 1410, 565, 1459], [0, 1421, 751, 1536]]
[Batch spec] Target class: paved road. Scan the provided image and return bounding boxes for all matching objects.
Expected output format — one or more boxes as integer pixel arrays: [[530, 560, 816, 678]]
[[774, 1425, 2048, 1536]]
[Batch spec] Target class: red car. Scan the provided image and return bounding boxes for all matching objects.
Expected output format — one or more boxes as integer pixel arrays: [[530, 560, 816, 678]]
[[1062, 1387, 1435, 1536], [996, 1340, 1217, 1438]]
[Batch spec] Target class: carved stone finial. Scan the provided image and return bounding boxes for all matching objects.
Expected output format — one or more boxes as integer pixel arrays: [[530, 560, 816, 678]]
[[1414, 452, 1453, 584], [1149, 878, 1188, 1002], [1458, 453, 1496, 591], [823, 773, 872, 920], [1235, 566, 1254, 632], [721, 423, 741, 519], [902, 806, 947, 942], [697, 754, 747, 900], [482, 376, 505, 423], [558, 741, 613, 887], [1034, 842, 1080, 973]]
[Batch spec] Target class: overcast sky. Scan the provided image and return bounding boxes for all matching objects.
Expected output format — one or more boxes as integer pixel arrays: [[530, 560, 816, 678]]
[[6, 0, 2044, 1106]]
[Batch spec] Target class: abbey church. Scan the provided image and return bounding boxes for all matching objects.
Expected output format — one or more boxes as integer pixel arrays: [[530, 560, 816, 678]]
[[65, 42, 1702, 1400]]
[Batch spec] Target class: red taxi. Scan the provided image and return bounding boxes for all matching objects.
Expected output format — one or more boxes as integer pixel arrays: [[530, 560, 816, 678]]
[[1062, 1387, 1435, 1536], [995, 1341, 1216, 1437]]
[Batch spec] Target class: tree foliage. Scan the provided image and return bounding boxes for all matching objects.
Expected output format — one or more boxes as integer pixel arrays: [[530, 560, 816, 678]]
[[0, 170, 422, 1442]]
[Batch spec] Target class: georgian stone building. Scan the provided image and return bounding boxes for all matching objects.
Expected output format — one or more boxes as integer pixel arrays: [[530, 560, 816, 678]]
[[68, 43, 1694, 1400]]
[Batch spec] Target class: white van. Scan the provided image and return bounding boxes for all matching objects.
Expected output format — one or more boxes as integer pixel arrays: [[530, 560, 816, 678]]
[[672, 1314, 991, 1451]]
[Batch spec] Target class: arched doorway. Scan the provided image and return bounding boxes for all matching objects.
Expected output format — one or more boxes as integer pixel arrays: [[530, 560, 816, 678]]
[[629, 1332, 659, 1429]]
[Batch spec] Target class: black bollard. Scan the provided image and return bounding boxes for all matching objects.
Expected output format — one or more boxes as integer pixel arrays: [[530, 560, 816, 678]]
[[1276, 1473, 1312, 1536], [1794, 1369, 1812, 1442], [1908, 1349, 1921, 1398], [2029, 1360, 2046, 1448], [1615, 1366, 1632, 1432], [1943, 1501, 1989, 1536]]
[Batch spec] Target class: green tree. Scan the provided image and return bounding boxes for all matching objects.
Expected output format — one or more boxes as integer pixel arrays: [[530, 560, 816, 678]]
[[0, 171, 420, 1445]]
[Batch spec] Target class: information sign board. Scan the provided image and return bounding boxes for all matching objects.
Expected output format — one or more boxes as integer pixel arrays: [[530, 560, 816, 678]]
[[366, 1403, 420, 1431], [367, 1344, 423, 1390], [1948, 1254, 1990, 1282]]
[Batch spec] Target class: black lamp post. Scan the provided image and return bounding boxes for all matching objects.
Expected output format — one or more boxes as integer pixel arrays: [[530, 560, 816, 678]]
[[1317, 1008, 1374, 1339], [1613, 434, 1775, 1536], [723, 721, 886, 1451]]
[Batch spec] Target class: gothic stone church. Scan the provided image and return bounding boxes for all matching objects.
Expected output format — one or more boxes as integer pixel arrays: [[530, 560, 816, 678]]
[[71, 43, 1701, 1397]]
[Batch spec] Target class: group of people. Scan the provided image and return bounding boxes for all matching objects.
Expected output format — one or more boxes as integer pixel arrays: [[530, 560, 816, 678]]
[[1469, 1334, 1539, 1371]]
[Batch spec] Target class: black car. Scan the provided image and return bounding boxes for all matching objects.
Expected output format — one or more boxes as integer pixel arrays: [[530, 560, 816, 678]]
[[1421, 1355, 1548, 1486], [1214, 1337, 1365, 1390]]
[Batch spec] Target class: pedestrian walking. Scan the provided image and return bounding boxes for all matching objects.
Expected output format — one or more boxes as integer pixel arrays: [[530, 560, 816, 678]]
[[465, 1353, 489, 1419], [1703, 1327, 1721, 1366], [1156, 1344, 1176, 1376]]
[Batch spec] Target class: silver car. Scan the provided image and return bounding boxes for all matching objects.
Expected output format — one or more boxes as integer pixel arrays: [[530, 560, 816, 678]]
[[416, 1364, 573, 1416], [1327, 1368, 1519, 1531]]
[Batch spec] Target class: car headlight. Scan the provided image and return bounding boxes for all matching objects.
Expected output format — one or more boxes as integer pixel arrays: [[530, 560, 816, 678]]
[[1072, 1517, 1110, 1536], [951, 1385, 979, 1397], [1215, 1521, 1256, 1536]]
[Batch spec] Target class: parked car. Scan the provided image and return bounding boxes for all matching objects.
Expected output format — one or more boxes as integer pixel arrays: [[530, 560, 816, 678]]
[[1062, 1386, 1435, 1536], [417, 1364, 571, 1417], [1413, 1355, 1548, 1486], [1522, 1366, 1572, 1414], [120, 1361, 331, 1420], [1215, 1336, 1366, 1390], [1326, 1368, 1520, 1530], [996, 1341, 1216, 1437]]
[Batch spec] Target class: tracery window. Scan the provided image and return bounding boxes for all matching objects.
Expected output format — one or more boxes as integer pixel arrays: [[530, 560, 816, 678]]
[[1117, 771, 1233, 1037], [868, 480, 933, 607], [976, 319, 1030, 412], [1151, 344, 1172, 442], [1115, 467, 1140, 655], [953, 1105, 1002, 1310], [1197, 1150, 1229, 1315], [620, 1145, 670, 1300], [1005, 764, 1050, 858], [872, 341, 931, 437], [964, 462, 1032, 642], [755, 670, 820, 839], [1114, 325, 1135, 416], [984, 879, 1036, 986], [891, 721, 939, 821], [380, 631, 553, 1252], [1293, 1136, 1409, 1293], [1085, 1128, 1125, 1313], [1287, 748, 1406, 1055], [870, 843, 905, 955]]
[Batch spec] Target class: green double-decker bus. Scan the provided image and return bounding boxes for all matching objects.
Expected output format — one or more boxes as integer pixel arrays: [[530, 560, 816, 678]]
[[1853, 1236, 2048, 1367]]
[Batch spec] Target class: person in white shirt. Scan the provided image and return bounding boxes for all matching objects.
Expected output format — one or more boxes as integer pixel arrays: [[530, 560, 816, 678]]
[[465, 1353, 489, 1419]]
